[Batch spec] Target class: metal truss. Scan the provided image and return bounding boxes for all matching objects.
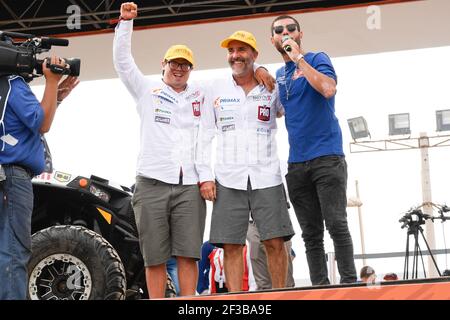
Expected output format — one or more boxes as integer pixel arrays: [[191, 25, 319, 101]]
[[349, 134, 450, 153], [0, 0, 394, 36]]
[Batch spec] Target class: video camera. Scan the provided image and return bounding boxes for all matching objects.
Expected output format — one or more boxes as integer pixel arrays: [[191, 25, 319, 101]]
[[399, 208, 429, 229], [0, 30, 80, 81]]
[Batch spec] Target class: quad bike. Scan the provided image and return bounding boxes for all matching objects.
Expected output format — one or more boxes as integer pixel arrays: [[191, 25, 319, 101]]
[[28, 138, 176, 300]]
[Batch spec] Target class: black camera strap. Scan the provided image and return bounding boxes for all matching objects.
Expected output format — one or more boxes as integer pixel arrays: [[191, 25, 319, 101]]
[[0, 75, 21, 152], [0, 75, 11, 187], [0, 75, 12, 152]]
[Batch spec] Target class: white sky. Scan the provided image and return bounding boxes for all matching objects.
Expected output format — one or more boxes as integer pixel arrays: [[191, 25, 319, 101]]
[[32, 45, 450, 285]]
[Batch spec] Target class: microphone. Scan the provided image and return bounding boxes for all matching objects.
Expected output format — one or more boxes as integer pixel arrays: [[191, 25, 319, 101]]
[[282, 35, 292, 52], [41, 37, 69, 47]]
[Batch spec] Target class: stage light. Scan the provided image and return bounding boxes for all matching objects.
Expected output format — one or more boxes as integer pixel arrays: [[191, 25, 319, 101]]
[[347, 117, 370, 140], [436, 109, 450, 132], [389, 113, 410, 136]]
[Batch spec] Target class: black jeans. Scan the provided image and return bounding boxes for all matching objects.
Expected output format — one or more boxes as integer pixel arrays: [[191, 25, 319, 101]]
[[286, 155, 357, 285]]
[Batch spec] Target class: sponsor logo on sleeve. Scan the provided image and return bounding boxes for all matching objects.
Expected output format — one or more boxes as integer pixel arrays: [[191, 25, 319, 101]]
[[258, 105, 270, 121], [192, 101, 201, 117]]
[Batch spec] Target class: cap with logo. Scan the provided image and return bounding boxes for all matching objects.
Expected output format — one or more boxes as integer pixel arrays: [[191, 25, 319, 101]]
[[220, 30, 258, 52], [164, 45, 195, 67]]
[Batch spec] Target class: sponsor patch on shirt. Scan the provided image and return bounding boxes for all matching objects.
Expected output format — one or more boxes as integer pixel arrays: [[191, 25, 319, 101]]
[[186, 90, 201, 101], [219, 116, 234, 122], [252, 94, 272, 102], [256, 127, 271, 135], [214, 97, 240, 109], [292, 69, 304, 80], [154, 95, 175, 104], [155, 108, 172, 115], [277, 76, 286, 86], [151, 90, 178, 105], [159, 90, 178, 104], [221, 124, 235, 132], [258, 105, 270, 121], [192, 101, 201, 117], [155, 116, 171, 124]]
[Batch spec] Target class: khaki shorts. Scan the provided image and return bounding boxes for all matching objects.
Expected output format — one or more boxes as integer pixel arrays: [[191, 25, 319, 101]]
[[132, 176, 206, 266], [209, 180, 294, 247]]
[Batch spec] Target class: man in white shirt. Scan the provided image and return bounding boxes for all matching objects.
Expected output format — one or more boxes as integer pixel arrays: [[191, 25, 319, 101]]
[[196, 30, 295, 292], [113, 2, 207, 298]]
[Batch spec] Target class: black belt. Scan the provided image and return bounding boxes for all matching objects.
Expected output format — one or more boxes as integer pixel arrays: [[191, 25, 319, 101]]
[[2, 164, 34, 179]]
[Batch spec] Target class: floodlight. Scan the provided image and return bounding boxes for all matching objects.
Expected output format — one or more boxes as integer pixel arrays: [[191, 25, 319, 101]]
[[436, 109, 450, 132], [347, 117, 370, 140], [389, 113, 410, 136]]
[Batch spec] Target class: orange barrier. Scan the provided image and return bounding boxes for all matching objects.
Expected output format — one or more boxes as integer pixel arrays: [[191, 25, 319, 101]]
[[182, 277, 450, 300]]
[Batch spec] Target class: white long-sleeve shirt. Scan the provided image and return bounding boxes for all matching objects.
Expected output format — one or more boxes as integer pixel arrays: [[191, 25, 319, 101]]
[[113, 20, 205, 185], [196, 74, 284, 190]]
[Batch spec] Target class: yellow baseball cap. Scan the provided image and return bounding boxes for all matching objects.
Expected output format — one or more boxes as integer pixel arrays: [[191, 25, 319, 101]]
[[220, 30, 258, 52], [164, 45, 195, 67]]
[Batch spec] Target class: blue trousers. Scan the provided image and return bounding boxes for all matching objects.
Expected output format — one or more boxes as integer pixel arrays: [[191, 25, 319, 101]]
[[286, 156, 357, 285], [166, 257, 180, 295], [0, 165, 33, 300]]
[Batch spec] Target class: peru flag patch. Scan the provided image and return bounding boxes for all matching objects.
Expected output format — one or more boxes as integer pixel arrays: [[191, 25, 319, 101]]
[[258, 105, 270, 121], [192, 101, 201, 117]]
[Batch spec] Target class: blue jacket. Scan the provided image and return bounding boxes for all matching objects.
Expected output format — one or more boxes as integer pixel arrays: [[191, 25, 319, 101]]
[[0, 76, 44, 175]]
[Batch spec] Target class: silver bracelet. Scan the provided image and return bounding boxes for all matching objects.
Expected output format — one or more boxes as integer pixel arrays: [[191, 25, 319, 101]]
[[296, 53, 304, 66]]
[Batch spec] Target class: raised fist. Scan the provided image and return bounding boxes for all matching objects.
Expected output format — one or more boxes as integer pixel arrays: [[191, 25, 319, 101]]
[[120, 2, 138, 20]]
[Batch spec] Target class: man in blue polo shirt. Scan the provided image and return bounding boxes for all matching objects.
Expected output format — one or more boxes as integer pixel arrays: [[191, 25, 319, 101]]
[[270, 15, 357, 285], [0, 56, 79, 300]]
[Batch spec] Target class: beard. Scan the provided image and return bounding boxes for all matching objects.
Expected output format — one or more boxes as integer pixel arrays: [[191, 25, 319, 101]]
[[275, 42, 285, 54], [228, 58, 252, 76]]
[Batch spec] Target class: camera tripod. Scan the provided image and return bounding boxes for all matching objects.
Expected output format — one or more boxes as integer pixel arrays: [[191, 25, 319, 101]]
[[401, 204, 450, 279]]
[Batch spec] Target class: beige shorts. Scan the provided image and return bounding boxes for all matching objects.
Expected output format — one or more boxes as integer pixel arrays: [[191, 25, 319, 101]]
[[132, 176, 206, 266]]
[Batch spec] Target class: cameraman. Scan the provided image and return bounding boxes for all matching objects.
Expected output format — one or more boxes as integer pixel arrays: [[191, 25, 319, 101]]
[[0, 56, 79, 300]]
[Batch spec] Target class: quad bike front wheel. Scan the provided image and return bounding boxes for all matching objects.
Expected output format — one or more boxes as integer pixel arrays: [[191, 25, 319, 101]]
[[28, 225, 126, 300]]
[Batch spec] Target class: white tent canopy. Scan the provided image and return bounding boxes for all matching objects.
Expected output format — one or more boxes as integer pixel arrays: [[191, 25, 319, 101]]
[[35, 0, 450, 85]]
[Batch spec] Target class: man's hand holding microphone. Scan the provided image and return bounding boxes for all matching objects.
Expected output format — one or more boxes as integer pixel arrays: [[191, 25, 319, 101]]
[[282, 35, 304, 66]]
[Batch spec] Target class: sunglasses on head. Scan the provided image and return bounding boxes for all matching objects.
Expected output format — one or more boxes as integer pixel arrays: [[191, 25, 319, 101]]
[[273, 24, 298, 35]]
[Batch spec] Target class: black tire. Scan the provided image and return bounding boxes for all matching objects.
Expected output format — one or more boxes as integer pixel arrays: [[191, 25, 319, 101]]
[[28, 225, 126, 300]]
